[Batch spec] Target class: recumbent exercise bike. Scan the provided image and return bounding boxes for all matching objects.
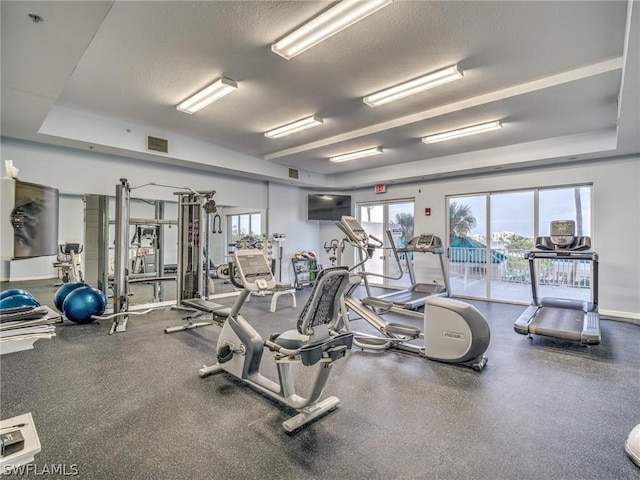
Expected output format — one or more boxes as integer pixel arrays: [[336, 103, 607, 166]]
[[199, 249, 357, 432]]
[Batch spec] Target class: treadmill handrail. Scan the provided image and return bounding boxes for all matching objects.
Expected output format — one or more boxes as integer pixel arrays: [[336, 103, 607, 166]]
[[527, 250, 598, 261]]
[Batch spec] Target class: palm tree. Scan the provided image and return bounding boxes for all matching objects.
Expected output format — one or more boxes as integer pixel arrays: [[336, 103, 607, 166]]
[[394, 212, 414, 241], [449, 201, 477, 239], [570, 187, 584, 284]]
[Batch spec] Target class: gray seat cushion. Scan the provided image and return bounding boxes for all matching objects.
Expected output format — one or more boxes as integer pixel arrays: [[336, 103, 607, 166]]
[[274, 330, 309, 350]]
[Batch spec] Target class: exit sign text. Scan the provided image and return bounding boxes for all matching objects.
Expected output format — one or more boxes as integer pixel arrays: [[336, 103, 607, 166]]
[[374, 184, 386, 194]]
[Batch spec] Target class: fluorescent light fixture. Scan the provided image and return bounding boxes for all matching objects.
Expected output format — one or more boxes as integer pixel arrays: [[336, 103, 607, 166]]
[[422, 121, 503, 144], [330, 146, 383, 163], [265, 115, 324, 139], [272, 0, 394, 60], [364, 64, 464, 107], [177, 77, 238, 114]]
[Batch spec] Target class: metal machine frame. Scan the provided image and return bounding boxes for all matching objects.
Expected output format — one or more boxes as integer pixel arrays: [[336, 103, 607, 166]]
[[199, 249, 356, 432], [336, 216, 490, 371], [514, 220, 600, 345], [110, 179, 225, 334], [361, 232, 451, 317]]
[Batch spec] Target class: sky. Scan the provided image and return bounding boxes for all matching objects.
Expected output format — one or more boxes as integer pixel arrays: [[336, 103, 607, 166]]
[[360, 187, 592, 239], [454, 187, 591, 238]]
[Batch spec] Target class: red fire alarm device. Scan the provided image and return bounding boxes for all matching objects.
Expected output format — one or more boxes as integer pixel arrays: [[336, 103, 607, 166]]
[[374, 184, 386, 194], [425, 207, 431, 216]]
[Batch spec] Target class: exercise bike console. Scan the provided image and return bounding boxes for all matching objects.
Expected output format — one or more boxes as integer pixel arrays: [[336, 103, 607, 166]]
[[234, 251, 276, 291]]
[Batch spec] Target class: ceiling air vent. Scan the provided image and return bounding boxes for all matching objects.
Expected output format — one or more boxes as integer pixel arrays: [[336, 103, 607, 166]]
[[146, 135, 169, 154], [288, 168, 299, 180]]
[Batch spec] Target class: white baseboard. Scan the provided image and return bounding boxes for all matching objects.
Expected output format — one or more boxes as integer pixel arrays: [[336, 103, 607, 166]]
[[600, 309, 640, 325], [8, 274, 58, 282]]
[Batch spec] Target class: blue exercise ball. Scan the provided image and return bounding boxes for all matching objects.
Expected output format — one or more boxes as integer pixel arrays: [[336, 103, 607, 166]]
[[0, 289, 34, 301], [62, 286, 107, 324], [53, 282, 87, 312], [0, 294, 40, 311]]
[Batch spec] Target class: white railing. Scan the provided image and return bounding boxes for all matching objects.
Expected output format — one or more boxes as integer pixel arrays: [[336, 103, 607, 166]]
[[448, 247, 592, 289]]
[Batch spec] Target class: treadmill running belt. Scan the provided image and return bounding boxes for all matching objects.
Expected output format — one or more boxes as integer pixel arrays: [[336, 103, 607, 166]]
[[529, 307, 583, 341]]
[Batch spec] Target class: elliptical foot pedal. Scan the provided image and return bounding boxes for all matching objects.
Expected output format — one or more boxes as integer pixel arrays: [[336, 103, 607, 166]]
[[385, 323, 420, 339]]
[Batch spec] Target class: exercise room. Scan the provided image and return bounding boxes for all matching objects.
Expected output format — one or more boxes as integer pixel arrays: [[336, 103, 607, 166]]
[[1, 1, 639, 479]]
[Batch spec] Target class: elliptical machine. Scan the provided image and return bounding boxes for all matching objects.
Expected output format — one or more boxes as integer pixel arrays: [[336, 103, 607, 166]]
[[199, 249, 356, 432], [336, 216, 490, 371]]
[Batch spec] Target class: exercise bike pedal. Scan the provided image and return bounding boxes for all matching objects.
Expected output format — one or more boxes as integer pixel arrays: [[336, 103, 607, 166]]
[[216, 344, 234, 364]]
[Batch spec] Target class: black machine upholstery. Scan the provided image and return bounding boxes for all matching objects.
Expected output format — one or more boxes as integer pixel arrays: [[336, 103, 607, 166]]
[[60, 242, 82, 255], [272, 267, 354, 366], [297, 266, 350, 335]]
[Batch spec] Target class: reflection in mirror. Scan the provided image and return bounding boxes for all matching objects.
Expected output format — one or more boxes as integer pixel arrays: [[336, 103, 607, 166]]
[[91, 197, 267, 307], [2, 189, 266, 312]]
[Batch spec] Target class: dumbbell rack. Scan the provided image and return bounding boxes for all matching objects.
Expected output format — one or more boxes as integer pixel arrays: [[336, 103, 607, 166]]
[[291, 258, 319, 290]]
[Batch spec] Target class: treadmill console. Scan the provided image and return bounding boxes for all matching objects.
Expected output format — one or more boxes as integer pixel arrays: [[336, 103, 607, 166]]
[[339, 216, 368, 244], [233, 250, 277, 291], [405, 234, 442, 252], [536, 220, 591, 251], [549, 220, 575, 247]]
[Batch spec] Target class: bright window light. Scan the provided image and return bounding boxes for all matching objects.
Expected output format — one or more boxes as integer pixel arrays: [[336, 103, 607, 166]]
[[272, 0, 394, 60], [264, 115, 324, 139], [330, 147, 383, 163], [422, 121, 503, 144], [177, 77, 238, 114], [364, 65, 464, 107]]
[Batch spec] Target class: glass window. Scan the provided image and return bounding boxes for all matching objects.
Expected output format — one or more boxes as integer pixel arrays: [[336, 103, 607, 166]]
[[356, 202, 414, 287], [447, 184, 592, 303], [229, 212, 262, 243], [448, 195, 487, 298], [490, 191, 534, 302], [539, 186, 591, 236]]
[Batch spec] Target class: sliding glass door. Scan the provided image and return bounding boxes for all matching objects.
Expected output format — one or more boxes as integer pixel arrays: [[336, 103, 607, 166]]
[[448, 195, 488, 297], [447, 185, 592, 303], [357, 200, 414, 287]]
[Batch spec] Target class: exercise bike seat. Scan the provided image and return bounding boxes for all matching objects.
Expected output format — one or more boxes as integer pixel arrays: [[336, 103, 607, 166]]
[[269, 267, 355, 365]]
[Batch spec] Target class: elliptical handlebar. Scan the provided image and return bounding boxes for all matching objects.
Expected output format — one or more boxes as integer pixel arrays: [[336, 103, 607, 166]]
[[335, 216, 403, 282]]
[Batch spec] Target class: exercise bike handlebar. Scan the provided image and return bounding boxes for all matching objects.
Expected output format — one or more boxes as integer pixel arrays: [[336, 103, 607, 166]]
[[264, 339, 299, 357]]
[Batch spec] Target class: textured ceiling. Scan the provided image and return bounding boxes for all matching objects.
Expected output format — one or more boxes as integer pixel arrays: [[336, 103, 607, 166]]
[[1, 1, 638, 187]]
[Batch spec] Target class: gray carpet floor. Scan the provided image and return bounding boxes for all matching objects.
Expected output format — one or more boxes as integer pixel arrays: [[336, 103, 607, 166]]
[[1, 279, 639, 479]]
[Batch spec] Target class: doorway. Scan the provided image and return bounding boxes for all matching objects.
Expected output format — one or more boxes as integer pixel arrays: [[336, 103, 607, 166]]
[[356, 200, 414, 287]]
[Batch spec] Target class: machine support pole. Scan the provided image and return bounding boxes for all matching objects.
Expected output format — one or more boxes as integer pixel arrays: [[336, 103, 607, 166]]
[[204, 203, 211, 298], [113, 178, 131, 333], [154, 201, 165, 302]]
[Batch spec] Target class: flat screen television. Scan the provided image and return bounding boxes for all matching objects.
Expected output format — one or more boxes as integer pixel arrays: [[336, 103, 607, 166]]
[[307, 194, 352, 221]]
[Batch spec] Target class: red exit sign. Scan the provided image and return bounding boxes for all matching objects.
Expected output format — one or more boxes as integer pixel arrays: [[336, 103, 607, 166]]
[[374, 184, 386, 194]]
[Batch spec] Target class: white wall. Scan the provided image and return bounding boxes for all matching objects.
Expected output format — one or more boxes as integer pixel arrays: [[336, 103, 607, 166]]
[[1, 137, 269, 281], [267, 183, 319, 285], [349, 156, 640, 320], [3, 136, 638, 320], [1, 138, 268, 205]]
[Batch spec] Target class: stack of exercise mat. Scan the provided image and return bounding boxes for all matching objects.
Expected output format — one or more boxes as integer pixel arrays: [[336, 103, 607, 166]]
[[0, 289, 61, 355]]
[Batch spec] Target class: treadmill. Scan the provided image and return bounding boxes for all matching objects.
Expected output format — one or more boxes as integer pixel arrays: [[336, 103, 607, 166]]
[[362, 233, 450, 313], [514, 220, 600, 345]]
